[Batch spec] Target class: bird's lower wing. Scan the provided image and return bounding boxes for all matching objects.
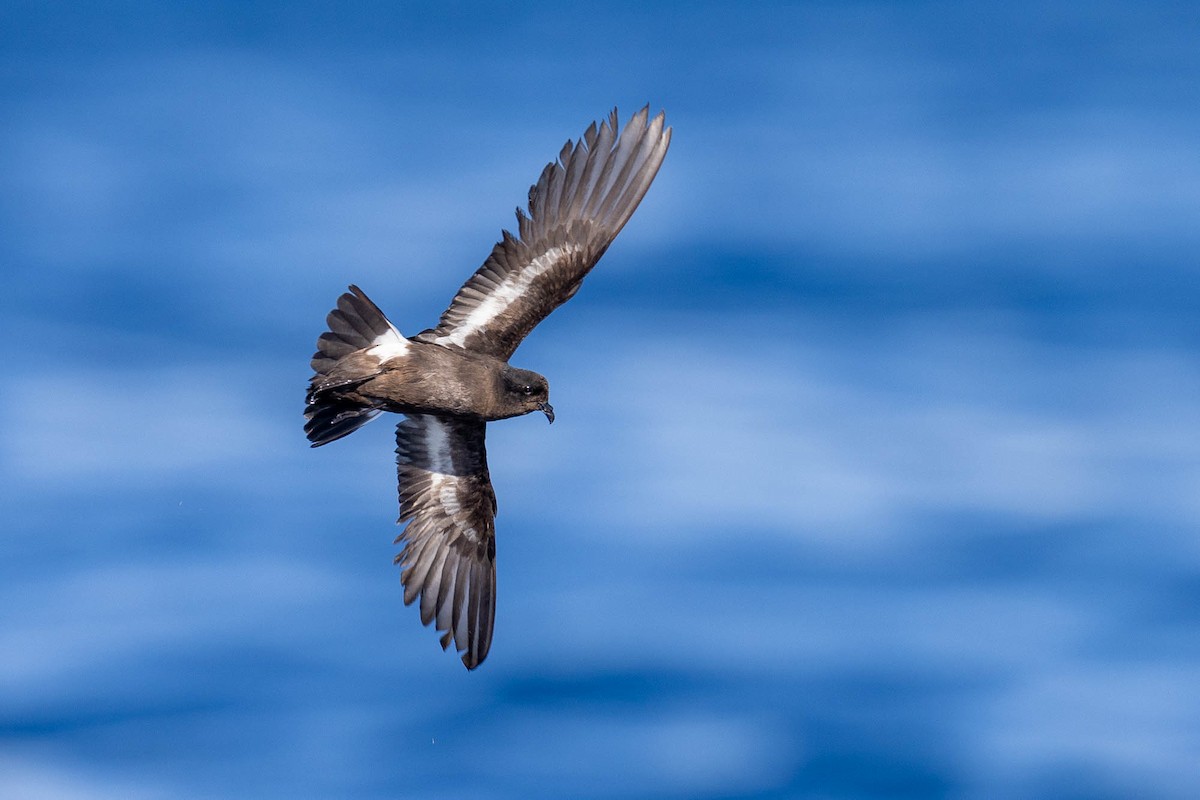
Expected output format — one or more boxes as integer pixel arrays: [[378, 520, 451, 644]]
[[394, 414, 498, 670]]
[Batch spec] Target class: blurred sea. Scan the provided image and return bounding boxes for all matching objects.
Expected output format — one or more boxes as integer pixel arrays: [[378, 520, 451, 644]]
[[2, 3, 1198, 798]]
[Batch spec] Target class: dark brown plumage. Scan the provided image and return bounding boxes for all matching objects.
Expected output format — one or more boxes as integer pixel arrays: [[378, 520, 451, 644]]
[[305, 107, 671, 669]]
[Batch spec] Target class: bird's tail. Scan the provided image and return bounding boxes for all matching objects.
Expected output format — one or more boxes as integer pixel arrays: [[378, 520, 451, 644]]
[[304, 285, 407, 447]]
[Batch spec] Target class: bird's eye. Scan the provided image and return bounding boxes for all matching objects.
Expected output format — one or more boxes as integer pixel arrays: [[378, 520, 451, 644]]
[[522, 385, 535, 396]]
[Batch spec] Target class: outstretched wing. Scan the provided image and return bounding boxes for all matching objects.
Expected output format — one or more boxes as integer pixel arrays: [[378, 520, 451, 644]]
[[419, 106, 672, 360], [393, 414, 497, 670]]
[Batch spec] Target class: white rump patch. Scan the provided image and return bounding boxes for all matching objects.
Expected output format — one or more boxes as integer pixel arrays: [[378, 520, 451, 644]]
[[438, 244, 581, 347], [366, 321, 409, 361]]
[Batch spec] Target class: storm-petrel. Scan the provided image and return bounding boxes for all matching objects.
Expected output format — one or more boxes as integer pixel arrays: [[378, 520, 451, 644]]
[[305, 107, 671, 669]]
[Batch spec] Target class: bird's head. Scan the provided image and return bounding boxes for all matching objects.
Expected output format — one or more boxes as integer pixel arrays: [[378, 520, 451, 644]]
[[499, 367, 554, 423]]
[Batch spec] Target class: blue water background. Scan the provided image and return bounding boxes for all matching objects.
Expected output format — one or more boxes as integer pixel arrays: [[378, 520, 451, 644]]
[[2, 3, 1198, 797]]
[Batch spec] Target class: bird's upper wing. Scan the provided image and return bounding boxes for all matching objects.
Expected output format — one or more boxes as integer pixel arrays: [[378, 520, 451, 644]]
[[418, 106, 672, 360], [394, 414, 497, 670]]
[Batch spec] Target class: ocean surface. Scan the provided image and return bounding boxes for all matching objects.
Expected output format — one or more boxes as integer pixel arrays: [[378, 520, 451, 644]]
[[2, 3, 1198, 798]]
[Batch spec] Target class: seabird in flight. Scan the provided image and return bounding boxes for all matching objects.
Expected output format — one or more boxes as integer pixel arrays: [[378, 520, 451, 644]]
[[305, 107, 671, 669]]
